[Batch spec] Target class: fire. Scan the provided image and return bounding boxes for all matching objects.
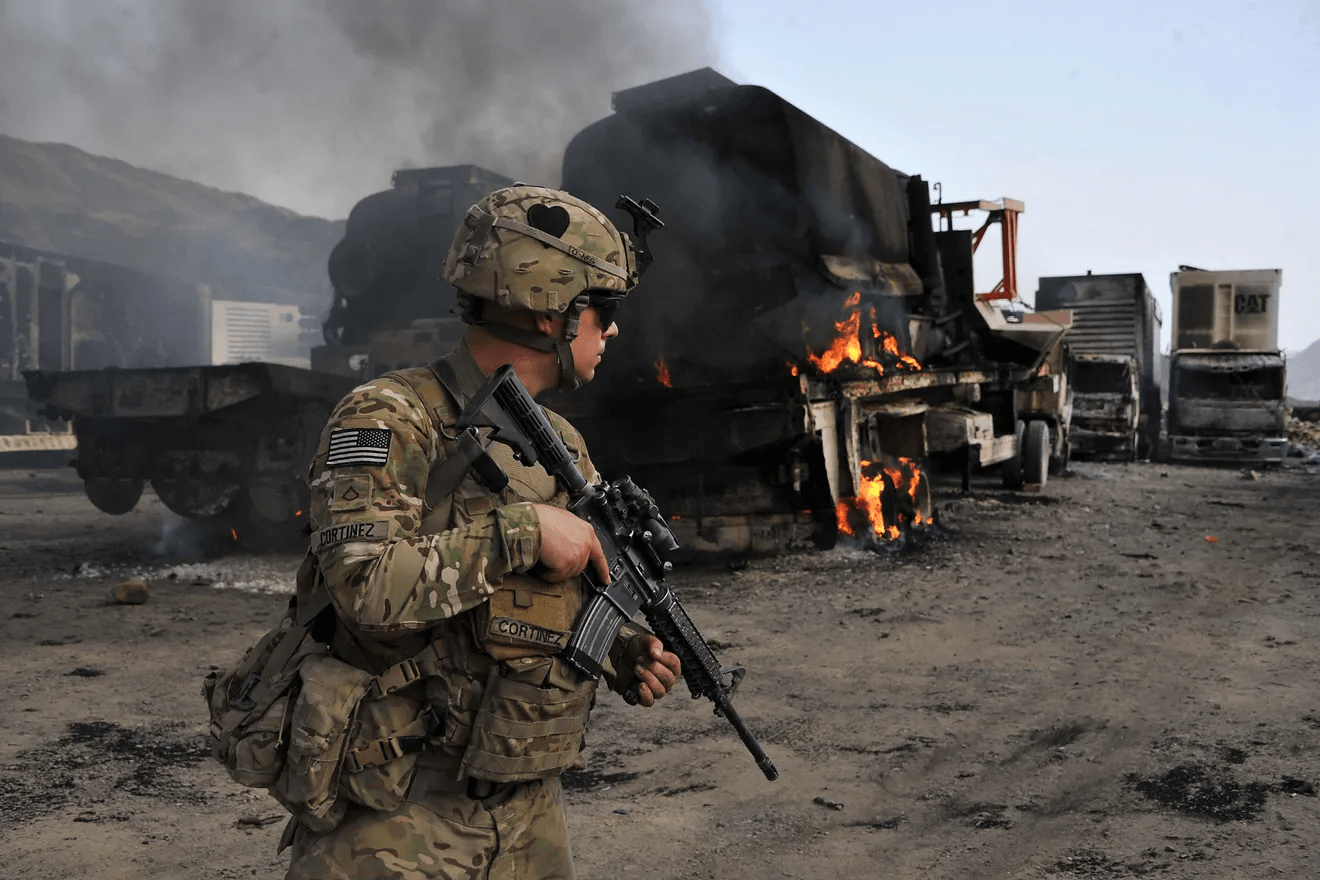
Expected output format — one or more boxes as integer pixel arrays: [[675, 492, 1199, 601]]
[[878, 326, 922, 371], [835, 457, 927, 542], [230, 528, 238, 542], [804, 296, 922, 377], [655, 354, 672, 388]]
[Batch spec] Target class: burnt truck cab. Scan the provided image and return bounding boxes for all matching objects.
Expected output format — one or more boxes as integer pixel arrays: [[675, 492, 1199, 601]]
[[1167, 350, 1288, 463], [1070, 353, 1140, 460]]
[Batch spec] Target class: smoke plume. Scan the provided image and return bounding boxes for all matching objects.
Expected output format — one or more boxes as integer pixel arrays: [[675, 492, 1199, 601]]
[[0, 0, 718, 218]]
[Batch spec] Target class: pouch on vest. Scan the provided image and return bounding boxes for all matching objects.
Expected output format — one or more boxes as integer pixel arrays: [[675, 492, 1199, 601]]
[[275, 655, 373, 831], [477, 574, 579, 662], [458, 656, 596, 783], [202, 611, 330, 789]]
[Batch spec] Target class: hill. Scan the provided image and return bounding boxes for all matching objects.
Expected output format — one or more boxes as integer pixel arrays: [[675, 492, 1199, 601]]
[[0, 134, 343, 311], [1289, 338, 1320, 402]]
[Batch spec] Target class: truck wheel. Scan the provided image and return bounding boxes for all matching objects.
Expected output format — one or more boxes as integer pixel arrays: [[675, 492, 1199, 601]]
[[152, 479, 243, 519], [1025, 420, 1050, 487], [84, 478, 144, 515], [1002, 420, 1027, 490]]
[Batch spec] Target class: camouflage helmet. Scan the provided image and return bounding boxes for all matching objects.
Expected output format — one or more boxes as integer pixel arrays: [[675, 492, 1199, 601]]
[[441, 184, 640, 389], [442, 184, 638, 311]]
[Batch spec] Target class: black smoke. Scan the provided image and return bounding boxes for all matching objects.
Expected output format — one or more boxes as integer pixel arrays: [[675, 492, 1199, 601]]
[[0, 0, 718, 218]]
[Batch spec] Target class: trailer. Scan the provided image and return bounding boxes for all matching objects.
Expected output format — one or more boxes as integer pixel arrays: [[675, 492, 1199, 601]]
[[24, 166, 508, 542], [1166, 267, 1286, 464]]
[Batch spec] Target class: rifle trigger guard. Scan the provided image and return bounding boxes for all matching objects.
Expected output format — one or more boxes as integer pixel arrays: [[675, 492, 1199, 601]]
[[722, 665, 746, 698]]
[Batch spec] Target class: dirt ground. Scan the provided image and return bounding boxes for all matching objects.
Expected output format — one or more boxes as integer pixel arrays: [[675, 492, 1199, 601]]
[[2, 456, 1319, 880]]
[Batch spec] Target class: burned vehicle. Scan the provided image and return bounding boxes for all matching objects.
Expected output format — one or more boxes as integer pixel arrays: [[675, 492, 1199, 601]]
[[1166, 267, 1287, 464], [1068, 353, 1140, 459], [1035, 272, 1163, 460], [548, 69, 1072, 553]]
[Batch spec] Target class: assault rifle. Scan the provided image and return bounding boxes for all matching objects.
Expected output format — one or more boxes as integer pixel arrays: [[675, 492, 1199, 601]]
[[455, 364, 779, 782]]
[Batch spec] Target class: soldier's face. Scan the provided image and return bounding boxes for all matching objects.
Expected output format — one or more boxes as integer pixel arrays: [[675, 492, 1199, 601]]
[[571, 305, 618, 384]]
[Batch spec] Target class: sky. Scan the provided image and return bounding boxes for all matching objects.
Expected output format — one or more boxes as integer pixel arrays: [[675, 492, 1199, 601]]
[[0, 0, 1315, 351], [713, 0, 1319, 352]]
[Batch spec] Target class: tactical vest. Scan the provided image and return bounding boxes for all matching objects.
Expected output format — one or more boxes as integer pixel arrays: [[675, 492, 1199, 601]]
[[296, 352, 599, 806]]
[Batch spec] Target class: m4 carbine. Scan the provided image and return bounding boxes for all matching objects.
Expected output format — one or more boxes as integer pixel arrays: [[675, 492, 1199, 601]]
[[455, 364, 778, 782]]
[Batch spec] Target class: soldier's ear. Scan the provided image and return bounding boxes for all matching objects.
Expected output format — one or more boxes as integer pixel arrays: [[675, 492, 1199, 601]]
[[534, 312, 560, 336]]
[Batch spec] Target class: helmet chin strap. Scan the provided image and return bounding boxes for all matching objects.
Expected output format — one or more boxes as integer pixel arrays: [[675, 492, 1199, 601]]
[[552, 294, 591, 391], [459, 293, 588, 391]]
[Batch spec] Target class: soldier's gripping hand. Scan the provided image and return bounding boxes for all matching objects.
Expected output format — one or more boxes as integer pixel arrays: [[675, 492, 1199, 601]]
[[617, 635, 681, 707], [531, 503, 611, 584]]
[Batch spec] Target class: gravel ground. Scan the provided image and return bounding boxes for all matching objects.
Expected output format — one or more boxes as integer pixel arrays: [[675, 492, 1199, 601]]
[[1, 458, 1318, 879]]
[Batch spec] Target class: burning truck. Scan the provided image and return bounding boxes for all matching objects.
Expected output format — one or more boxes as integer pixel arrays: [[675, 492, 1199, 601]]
[[544, 69, 1073, 553], [25, 68, 1071, 552]]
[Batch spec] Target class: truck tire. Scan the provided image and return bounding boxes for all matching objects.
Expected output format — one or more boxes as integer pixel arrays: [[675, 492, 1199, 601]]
[[1002, 420, 1027, 490], [1025, 420, 1050, 487], [152, 478, 243, 520], [84, 478, 144, 515]]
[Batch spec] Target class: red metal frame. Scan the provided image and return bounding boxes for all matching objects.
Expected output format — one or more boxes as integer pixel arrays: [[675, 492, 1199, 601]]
[[930, 198, 1024, 301]]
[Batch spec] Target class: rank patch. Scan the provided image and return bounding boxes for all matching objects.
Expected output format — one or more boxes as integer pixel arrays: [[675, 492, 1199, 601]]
[[326, 427, 391, 468]]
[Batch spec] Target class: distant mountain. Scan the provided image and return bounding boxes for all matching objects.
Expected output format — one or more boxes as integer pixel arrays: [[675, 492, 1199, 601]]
[[1289, 338, 1320, 402], [0, 134, 344, 311]]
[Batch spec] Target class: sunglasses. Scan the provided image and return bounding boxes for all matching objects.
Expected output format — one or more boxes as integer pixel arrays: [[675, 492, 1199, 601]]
[[587, 294, 622, 327]]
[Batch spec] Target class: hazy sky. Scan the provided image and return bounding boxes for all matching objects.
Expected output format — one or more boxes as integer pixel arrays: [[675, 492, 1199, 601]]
[[1, 1, 1314, 350], [714, 0, 1319, 351]]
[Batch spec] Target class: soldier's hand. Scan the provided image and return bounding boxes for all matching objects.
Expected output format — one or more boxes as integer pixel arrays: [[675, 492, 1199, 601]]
[[532, 503, 610, 584], [625, 635, 681, 708]]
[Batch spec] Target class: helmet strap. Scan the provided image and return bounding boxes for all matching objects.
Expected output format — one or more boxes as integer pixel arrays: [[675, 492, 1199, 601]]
[[461, 293, 590, 391], [552, 294, 590, 391]]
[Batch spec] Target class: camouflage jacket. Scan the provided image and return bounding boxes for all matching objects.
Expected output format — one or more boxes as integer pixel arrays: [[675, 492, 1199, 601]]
[[297, 339, 638, 678]]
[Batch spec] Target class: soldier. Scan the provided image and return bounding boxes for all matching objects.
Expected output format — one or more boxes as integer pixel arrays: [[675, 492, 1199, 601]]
[[283, 184, 681, 879]]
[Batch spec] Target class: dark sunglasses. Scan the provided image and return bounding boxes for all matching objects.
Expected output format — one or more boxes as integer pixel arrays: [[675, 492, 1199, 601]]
[[587, 294, 622, 327]]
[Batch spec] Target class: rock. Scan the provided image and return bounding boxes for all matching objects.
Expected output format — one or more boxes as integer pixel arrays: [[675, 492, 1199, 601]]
[[111, 578, 150, 605]]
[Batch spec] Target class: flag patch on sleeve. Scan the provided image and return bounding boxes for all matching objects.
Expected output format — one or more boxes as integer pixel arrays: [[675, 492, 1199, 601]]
[[326, 427, 392, 468]]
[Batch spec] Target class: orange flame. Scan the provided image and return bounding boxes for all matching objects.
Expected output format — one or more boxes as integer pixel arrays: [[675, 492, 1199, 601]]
[[230, 528, 238, 542], [295, 510, 303, 517], [835, 457, 927, 541], [655, 355, 672, 388], [805, 297, 922, 377]]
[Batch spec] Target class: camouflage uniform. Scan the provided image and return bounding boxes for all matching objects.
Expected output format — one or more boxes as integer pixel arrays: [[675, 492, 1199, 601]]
[[283, 339, 644, 880]]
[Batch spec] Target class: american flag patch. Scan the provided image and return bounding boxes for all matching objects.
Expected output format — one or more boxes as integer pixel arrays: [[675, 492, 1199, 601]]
[[326, 427, 392, 468]]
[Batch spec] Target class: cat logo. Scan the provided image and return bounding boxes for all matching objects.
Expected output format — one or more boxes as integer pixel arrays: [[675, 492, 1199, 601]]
[[1234, 292, 1270, 315]]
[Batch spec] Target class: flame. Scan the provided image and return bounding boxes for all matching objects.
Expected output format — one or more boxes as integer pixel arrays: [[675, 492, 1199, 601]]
[[788, 361, 799, 377], [295, 510, 303, 517], [835, 457, 927, 541], [655, 354, 672, 388], [877, 326, 922, 370], [230, 528, 238, 542], [805, 297, 922, 377]]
